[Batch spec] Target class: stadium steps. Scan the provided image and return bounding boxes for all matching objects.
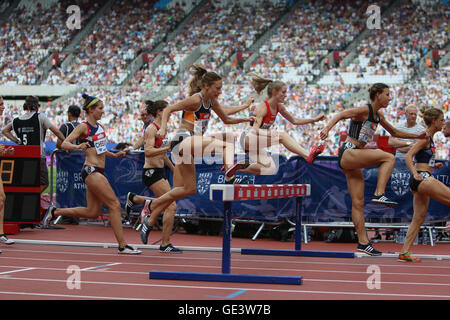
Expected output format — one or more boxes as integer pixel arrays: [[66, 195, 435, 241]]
[[240, 0, 304, 75], [311, 0, 405, 85], [0, 0, 21, 25], [415, 40, 450, 82], [120, 0, 209, 85], [216, 0, 301, 78], [39, 0, 116, 83]]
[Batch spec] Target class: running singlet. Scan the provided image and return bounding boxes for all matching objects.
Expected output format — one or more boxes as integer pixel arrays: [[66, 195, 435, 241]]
[[414, 137, 436, 166], [181, 92, 212, 135], [347, 104, 380, 144], [79, 121, 107, 154], [151, 122, 165, 148], [259, 101, 279, 130]]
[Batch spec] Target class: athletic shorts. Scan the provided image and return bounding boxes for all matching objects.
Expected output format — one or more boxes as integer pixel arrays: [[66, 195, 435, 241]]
[[409, 171, 431, 192], [142, 167, 165, 187], [81, 165, 105, 183], [338, 141, 358, 169]]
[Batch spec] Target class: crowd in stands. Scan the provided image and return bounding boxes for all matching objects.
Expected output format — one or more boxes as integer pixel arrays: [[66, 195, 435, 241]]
[[325, 0, 449, 81], [44, 0, 186, 85], [0, 0, 448, 160], [0, 0, 106, 85], [130, 0, 288, 87], [228, 0, 392, 85]]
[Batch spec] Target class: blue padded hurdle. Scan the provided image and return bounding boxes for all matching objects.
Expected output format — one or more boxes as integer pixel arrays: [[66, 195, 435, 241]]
[[149, 184, 315, 285]]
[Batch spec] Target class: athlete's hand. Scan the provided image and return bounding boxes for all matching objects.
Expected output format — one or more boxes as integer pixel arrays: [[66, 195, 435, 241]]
[[434, 162, 443, 170], [315, 113, 326, 122], [319, 127, 329, 140], [115, 151, 126, 158], [246, 96, 255, 108], [78, 142, 90, 151], [413, 173, 424, 182]]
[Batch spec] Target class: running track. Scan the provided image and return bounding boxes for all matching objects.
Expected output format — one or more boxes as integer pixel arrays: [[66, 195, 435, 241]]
[[1, 224, 449, 301]]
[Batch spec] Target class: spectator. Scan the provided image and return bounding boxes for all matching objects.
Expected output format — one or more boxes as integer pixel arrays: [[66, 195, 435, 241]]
[[1, 96, 65, 194], [389, 105, 426, 158]]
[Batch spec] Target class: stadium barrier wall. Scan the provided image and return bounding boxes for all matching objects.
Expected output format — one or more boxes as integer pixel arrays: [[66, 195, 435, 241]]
[[54, 150, 450, 223]]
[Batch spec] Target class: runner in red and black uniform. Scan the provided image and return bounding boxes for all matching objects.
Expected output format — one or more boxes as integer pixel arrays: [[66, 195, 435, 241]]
[[124, 100, 181, 253], [225, 74, 326, 178]]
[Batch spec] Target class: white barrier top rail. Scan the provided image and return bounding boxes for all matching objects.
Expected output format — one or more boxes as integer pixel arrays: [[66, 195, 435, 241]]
[[209, 184, 311, 201]]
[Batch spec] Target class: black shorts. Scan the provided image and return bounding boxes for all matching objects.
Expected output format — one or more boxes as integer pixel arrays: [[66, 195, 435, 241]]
[[142, 167, 165, 187], [338, 141, 358, 169], [409, 171, 431, 192], [81, 165, 105, 183]]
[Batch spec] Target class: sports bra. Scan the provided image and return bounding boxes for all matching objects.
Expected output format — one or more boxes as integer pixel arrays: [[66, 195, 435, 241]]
[[151, 122, 164, 148], [79, 121, 107, 154], [181, 92, 212, 135], [414, 137, 435, 166], [258, 101, 279, 129], [347, 104, 380, 144]]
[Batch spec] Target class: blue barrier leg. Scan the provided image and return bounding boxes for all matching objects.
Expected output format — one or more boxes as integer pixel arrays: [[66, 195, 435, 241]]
[[295, 197, 302, 251], [222, 201, 232, 274], [241, 196, 354, 259], [149, 198, 303, 284]]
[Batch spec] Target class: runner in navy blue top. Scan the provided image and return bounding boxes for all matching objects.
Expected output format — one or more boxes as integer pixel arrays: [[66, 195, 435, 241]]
[[399, 108, 449, 262], [319, 83, 427, 256], [42, 93, 141, 255], [139, 65, 255, 244]]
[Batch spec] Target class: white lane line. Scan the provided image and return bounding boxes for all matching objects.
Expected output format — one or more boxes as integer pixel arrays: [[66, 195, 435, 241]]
[[1, 265, 449, 287], [5, 248, 450, 271], [2, 256, 450, 279], [0, 291, 149, 300], [0, 267, 35, 275], [1, 276, 450, 299], [81, 263, 122, 271]]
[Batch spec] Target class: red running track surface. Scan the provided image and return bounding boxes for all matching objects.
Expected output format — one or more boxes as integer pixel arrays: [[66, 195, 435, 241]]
[[1, 224, 450, 301]]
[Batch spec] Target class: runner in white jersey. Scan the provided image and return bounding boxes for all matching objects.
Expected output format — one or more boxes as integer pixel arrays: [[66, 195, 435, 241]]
[[42, 93, 141, 255], [388, 105, 425, 158]]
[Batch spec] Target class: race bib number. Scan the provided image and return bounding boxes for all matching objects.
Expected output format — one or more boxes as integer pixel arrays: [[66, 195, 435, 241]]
[[358, 120, 377, 143], [92, 132, 107, 154]]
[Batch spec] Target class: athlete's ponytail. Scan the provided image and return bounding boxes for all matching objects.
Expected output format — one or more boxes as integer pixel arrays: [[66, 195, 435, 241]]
[[187, 65, 221, 96], [250, 74, 285, 98]]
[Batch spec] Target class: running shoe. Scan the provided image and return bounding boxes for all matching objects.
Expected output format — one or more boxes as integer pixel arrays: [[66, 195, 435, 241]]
[[41, 205, 56, 228], [118, 245, 142, 255], [306, 144, 325, 164], [140, 215, 153, 245], [357, 242, 382, 256], [124, 192, 136, 219], [225, 175, 252, 184], [398, 252, 421, 262], [225, 160, 251, 178], [159, 243, 183, 253], [0, 235, 15, 245], [371, 194, 398, 207], [140, 199, 153, 224]]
